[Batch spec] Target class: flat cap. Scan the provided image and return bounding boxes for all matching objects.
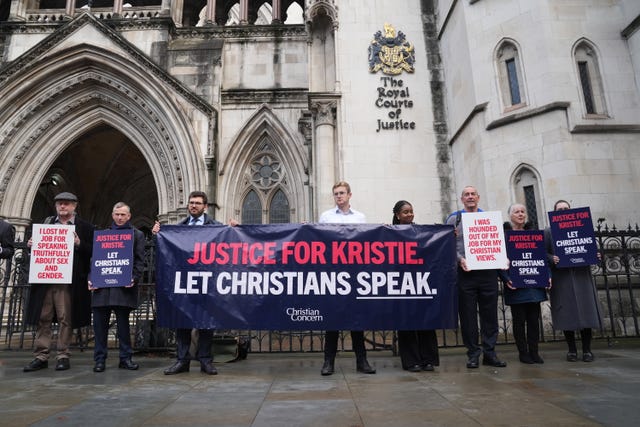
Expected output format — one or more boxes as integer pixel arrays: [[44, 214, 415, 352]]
[[54, 192, 78, 202]]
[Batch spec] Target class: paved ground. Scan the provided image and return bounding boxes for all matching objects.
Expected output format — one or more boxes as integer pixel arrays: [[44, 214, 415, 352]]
[[1, 339, 639, 427]]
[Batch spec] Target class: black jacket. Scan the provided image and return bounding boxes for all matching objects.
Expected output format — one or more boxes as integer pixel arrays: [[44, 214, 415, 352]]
[[0, 219, 15, 260], [25, 216, 95, 328], [91, 222, 145, 309]]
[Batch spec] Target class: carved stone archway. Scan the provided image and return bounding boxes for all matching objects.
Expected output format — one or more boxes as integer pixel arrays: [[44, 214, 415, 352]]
[[0, 38, 215, 233], [219, 104, 309, 222]]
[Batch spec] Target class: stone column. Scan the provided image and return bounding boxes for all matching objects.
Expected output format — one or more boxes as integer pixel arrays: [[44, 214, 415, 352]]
[[310, 100, 337, 215], [113, 0, 123, 16], [271, 0, 281, 23], [204, 155, 217, 220], [162, 0, 182, 26], [161, 0, 171, 12], [65, 0, 75, 17], [332, 22, 340, 92], [205, 0, 216, 25], [239, 0, 248, 24]]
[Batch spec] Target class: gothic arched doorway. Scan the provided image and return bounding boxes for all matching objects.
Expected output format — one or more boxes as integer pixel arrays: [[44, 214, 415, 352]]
[[34, 125, 158, 235]]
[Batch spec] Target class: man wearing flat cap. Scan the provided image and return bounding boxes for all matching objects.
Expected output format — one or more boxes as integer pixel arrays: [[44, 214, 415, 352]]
[[24, 192, 95, 372]]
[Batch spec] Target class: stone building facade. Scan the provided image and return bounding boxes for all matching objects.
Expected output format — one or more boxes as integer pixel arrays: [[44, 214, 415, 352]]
[[0, 0, 639, 236]]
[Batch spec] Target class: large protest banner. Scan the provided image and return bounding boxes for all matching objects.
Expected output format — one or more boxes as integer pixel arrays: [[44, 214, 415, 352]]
[[548, 206, 598, 268], [29, 224, 75, 283], [505, 230, 549, 288], [90, 229, 134, 288], [460, 211, 508, 270], [156, 223, 458, 330]]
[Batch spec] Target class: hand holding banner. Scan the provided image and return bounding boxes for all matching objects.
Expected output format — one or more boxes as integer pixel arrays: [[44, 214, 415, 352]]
[[155, 223, 458, 330]]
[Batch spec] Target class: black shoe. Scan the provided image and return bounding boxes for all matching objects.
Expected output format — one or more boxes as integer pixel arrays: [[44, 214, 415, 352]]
[[519, 352, 534, 364], [321, 360, 334, 376], [566, 352, 578, 362], [164, 361, 190, 375], [482, 356, 507, 367], [582, 352, 594, 362], [530, 352, 544, 364], [422, 363, 435, 372], [466, 356, 479, 369], [407, 364, 422, 372], [23, 358, 48, 372], [356, 360, 376, 374], [200, 361, 218, 375], [55, 358, 70, 371], [93, 361, 105, 373], [119, 359, 139, 370]]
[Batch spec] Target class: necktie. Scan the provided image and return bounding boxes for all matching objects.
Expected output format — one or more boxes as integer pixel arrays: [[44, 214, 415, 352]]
[[190, 217, 199, 226]]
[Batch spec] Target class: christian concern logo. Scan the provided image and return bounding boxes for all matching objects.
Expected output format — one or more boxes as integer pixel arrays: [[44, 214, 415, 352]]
[[368, 23, 415, 75], [286, 307, 324, 322]]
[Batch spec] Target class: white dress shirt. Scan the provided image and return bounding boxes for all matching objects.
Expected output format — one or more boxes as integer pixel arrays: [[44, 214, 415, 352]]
[[319, 206, 367, 224]]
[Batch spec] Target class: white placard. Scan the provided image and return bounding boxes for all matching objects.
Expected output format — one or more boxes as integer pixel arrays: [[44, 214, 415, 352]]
[[461, 211, 508, 270], [29, 224, 75, 283]]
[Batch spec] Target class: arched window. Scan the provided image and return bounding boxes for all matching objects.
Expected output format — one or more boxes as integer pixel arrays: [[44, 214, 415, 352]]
[[283, 1, 303, 24], [496, 40, 527, 111], [221, 104, 307, 225], [574, 40, 607, 116], [269, 189, 290, 223], [225, 2, 240, 25], [241, 189, 262, 224], [255, 2, 272, 25], [238, 140, 293, 224], [512, 166, 542, 229]]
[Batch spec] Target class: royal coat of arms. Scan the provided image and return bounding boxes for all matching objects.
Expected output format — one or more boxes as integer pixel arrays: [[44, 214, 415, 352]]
[[368, 23, 415, 75]]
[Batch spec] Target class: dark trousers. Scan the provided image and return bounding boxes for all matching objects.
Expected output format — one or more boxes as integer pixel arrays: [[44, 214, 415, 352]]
[[564, 328, 592, 353], [510, 302, 541, 354], [175, 328, 214, 364], [323, 331, 367, 362], [511, 302, 540, 354], [92, 306, 133, 362], [397, 330, 439, 369], [457, 269, 499, 358]]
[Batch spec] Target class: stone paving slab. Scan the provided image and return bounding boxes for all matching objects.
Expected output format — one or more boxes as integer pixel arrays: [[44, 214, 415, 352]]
[[1, 339, 639, 427]]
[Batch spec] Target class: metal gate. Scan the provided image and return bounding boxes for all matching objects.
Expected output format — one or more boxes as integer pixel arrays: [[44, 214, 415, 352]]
[[2, 224, 639, 354]]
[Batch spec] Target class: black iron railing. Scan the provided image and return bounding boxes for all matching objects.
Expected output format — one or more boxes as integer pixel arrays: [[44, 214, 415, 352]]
[[2, 224, 639, 354]]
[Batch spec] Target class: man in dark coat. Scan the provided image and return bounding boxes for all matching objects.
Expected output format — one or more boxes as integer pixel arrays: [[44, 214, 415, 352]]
[[153, 190, 222, 376], [89, 202, 145, 373], [0, 218, 15, 261], [24, 192, 94, 372], [445, 186, 507, 369]]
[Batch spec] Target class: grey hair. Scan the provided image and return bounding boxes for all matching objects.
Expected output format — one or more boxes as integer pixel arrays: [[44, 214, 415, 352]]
[[507, 203, 526, 216]]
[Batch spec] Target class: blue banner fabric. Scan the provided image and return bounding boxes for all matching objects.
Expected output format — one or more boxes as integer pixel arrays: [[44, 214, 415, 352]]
[[155, 223, 458, 330]]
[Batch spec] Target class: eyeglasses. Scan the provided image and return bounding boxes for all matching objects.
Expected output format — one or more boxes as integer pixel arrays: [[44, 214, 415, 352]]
[[188, 201, 204, 205]]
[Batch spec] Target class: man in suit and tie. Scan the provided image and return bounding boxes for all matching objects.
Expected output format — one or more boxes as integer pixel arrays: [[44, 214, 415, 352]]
[[153, 191, 221, 375]]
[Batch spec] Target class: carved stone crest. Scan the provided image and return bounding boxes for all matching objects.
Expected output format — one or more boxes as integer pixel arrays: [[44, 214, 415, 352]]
[[368, 23, 415, 75]]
